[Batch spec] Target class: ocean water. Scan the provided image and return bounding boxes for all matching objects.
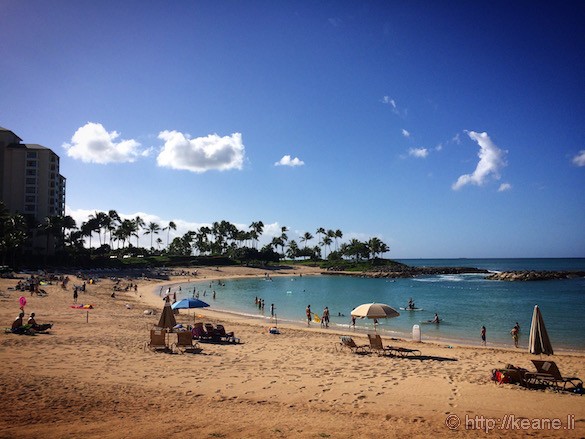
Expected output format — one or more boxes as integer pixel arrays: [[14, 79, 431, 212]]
[[174, 259, 585, 351]]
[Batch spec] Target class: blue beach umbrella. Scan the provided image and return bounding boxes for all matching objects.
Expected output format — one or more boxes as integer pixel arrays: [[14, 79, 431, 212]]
[[171, 298, 210, 310]]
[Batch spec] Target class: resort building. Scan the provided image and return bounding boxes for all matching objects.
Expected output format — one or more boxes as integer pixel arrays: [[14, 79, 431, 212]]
[[0, 126, 66, 254]]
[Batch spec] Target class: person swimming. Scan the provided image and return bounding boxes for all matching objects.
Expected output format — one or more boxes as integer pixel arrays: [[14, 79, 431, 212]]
[[431, 313, 440, 323]]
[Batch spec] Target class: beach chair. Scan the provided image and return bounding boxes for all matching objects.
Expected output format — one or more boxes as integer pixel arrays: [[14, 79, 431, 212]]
[[389, 345, 422, 358], [216, 324, 240, 343], [204, 323, 221, 341], [339, 336, 369, 354], [172, 331, 200, 354], [191, 322, 207, 340], [144, 329, 170, 353], [525, 360, 583, 391], [367, 334, 396, 357]]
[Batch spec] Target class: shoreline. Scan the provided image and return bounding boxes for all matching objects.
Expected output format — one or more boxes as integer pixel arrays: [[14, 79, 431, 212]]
[[152, 272, 585, 356], [152, 269, 585, 355]]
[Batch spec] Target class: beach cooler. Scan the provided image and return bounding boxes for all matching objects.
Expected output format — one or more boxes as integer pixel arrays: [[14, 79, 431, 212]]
[[412, 324, 421, 342]]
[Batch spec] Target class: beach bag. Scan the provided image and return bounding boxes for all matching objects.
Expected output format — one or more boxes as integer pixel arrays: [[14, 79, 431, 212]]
[[491, 369, 510, 384]]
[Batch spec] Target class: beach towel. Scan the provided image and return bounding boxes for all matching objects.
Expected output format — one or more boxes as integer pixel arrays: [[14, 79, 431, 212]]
[[70, 304, 94, 309]]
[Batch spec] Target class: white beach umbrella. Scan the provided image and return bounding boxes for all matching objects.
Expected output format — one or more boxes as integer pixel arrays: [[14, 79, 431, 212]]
[[351, 303, 400, 319]]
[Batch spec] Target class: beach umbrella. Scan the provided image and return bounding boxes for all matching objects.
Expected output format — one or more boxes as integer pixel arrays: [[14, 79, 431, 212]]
[[171, 298, 210, 310], [351, 302, 400, 320], [157, 303, 177, 330], [529, 305, 554, 356], [351, 303, 400, 332]]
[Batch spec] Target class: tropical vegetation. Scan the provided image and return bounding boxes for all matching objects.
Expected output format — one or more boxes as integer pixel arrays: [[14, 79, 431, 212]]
[[0, 203, 391, 269]]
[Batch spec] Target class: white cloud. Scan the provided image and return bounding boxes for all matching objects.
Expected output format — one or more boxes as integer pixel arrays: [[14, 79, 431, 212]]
[[157, 131, 245, 173], [572, 150, 585, 167], [452, 131, 507, 190], [408, 147, 428, 158], [275, 155, 305, 167], [63, 122, 144, 164], [498, 183, 512, 192], [402, 129, 410, 138], [382, 96, 401, 115]]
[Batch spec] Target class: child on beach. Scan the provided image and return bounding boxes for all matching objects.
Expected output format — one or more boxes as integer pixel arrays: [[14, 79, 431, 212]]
[[306, 305, 311, 326]]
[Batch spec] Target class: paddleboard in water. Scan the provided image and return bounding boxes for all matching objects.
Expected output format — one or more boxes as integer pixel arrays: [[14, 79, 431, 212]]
[[400, 307, 424, 311], [421, 319, 442, 324]]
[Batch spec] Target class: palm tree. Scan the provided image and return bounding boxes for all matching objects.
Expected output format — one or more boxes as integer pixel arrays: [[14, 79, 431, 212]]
[[249, 221, 264, 249], [163, 221, 176, 249], [300, 232, 313, 249], [60, 215, 77, 252], [144, 222, 161, 250], [117, 219, 136, 248], [156, 237, 163, 250], [196, 226, 212, 255], [334, 229, 343, 251], [316, 227, 325, 249], [279, 226, 289, 256], [287, 240, 299, 259], [80, 217, 100, 250], [133, 216, 145, 248], [89, 211, 108, 246], [0, 206, 28, 266], [367, 237, 389, 259], [37, 215, 64, 257], [107, 210, 120, 247], [321, 235, 333, 258]]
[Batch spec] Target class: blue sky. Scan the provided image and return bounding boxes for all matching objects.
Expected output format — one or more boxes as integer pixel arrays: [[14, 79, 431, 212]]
[[2, 1, 584, 258]]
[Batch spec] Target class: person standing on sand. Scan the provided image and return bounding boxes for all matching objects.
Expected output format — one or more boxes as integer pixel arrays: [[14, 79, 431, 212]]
[[322, 307, 330, 328], [481, 326, 486, 346], [306, 305, 312, 326], [73, 288, 78, 304], [351, 315, 356, 329]]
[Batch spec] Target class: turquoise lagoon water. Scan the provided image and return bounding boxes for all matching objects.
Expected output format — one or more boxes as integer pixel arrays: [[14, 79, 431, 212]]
[[173, 259, 585, 351]]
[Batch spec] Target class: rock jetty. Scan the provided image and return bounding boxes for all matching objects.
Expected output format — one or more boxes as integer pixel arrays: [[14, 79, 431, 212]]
[[485, 271, 585, 281], [325, 261, 489, 279], [324, 261, 585, 281]]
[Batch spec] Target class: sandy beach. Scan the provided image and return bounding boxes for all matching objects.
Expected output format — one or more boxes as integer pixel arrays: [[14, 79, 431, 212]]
[[1, 265, 583, 438]]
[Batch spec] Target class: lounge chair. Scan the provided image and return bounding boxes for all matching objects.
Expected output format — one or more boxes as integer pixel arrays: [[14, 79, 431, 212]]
[[191, 322, 208, 340], [144, 329, 170, 353], [390, 346, 422, 358], [367, 334, 396, 356], [204, 323, 221, 341], [172, 331, 200, 354], [525, 360, 583, 391], [339, 336, 369, 354], [216, 324, 240, 343]]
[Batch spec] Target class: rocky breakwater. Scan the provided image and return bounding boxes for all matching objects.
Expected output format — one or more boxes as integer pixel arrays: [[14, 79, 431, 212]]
[[485, 270, 585, 281], [326, 261, 490, 278], [366, 265, 490, 278]]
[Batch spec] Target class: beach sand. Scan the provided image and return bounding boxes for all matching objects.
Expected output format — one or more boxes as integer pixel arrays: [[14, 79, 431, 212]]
[[1, 265, 583, 438]]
